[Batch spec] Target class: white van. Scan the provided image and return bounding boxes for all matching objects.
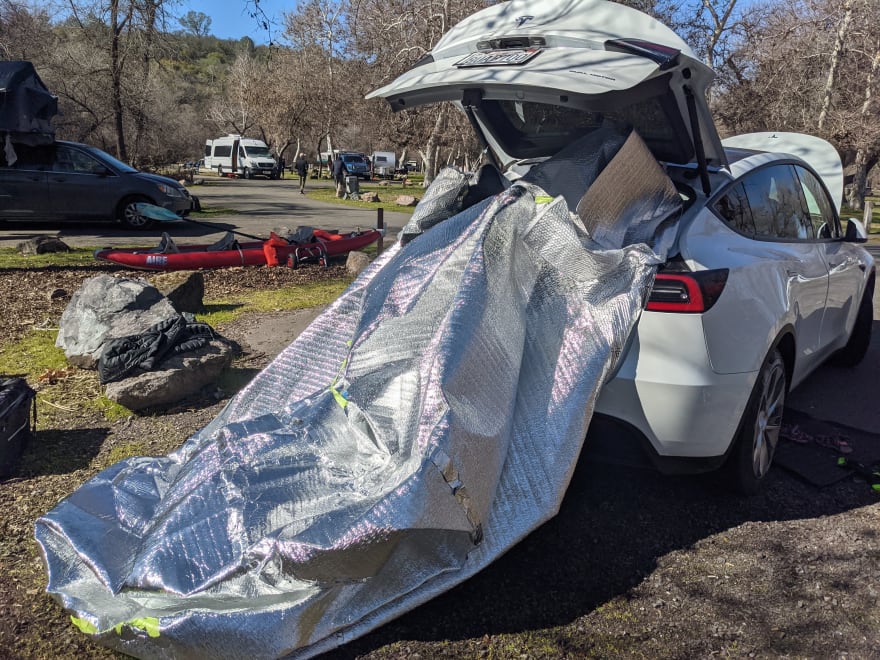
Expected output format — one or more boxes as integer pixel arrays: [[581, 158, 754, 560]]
[[204, 135, 278, 179]]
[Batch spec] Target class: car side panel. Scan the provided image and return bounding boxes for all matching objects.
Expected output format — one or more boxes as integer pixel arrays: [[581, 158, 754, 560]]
[[0, 166, 49, 219], [594, 313, 755, 457], [818, 240, 871, 352], [679, 209, 829, 381], [47, 170, 118, 220]]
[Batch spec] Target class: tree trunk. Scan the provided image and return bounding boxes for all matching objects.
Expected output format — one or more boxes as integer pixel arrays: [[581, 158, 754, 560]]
[[110, 0, 127, 161], [132, 0, 159, 167], [817, 0, 853, 132], [848, 148, 868, 211], [419, 105, 446, 187], [847, 40, 880, 210]]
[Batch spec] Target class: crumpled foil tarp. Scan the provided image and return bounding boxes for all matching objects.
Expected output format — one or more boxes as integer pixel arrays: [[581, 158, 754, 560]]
[[36, 127, 681, 659]]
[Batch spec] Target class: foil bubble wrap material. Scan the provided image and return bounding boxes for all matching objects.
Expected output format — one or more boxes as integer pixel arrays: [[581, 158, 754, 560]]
[[36, 129, 681, 659]]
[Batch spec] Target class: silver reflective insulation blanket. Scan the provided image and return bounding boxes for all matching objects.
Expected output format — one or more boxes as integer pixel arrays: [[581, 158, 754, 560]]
[[36, 129, 681, 659]]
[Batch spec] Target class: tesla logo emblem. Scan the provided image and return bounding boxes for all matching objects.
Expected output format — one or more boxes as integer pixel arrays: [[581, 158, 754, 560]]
[[515, 15, 534, 27]]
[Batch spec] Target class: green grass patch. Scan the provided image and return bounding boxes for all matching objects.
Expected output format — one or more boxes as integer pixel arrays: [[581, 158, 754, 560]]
[[91, 395, 132, 422], [103, 439, 151, 466], [306, 182, 424, 215], [0, 247, 102, 269], [190, 206, 239, 218], [198, 279, 350, 326], [0, 329, 136, 424], [0, 329, 67, 378], [842, 196, 879, 234]]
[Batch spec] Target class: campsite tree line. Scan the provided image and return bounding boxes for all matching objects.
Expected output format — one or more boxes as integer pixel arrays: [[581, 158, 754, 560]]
[[0, 0, 877, 203]]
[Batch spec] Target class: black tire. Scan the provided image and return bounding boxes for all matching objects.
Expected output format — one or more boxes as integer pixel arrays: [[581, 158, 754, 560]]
[[242, 167, 252, 180], [217, 165, 223, 176], [116, 195, 154, 229], [725, 348, 787, 495], [831, 287, 873, 367]]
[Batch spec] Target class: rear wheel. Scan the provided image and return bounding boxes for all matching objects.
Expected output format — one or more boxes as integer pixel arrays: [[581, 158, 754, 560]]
[[725, 348, 787, 495], [832, 286, 873, 367], [217, 165, 223, 177], [117, 195, 154, 229]]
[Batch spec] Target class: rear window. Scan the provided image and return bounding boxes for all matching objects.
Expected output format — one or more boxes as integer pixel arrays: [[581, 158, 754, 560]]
[[480, 76, 693, 164]]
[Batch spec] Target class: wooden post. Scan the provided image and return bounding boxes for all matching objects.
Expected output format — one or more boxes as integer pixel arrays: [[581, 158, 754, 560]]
[[864, 200, 874, 233], [377, 207, 384, 254]]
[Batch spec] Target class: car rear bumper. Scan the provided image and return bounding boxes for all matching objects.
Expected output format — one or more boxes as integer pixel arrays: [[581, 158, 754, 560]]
[[592, 312, 758, 466]]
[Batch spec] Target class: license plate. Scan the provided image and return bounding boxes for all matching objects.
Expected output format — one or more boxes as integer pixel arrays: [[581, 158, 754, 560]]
[[455, 49, 541, 68]]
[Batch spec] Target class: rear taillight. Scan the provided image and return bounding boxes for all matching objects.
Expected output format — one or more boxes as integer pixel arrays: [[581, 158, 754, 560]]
[[646, 269, 729, 313]]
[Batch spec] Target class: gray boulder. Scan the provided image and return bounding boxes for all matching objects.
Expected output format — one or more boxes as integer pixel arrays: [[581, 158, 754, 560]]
[[395, 195, 418, 207], [360, 191, 380, 203], [149, 271, 205, 313], [17, 235, 71, 255], [103, 339, 234, 411], [346, 251, 372, 277], [56, 275, 178, 368]]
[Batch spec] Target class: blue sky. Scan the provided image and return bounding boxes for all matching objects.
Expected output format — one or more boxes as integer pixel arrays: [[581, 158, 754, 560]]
[[176, 0, 291, 43]]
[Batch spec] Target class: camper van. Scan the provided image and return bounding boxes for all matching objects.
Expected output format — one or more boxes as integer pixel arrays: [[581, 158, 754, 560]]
[[371, 151, 396, 179], [204, 135, 278, 179]]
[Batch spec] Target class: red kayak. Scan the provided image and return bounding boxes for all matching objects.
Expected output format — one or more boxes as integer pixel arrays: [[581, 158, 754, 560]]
[[94, 228, 383, 271]]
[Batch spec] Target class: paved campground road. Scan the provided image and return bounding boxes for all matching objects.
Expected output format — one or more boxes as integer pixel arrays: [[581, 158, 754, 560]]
[[0, 175, 412, 249]]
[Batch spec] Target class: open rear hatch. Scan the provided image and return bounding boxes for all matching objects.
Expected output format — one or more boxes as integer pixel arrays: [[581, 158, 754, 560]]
[[367, 0, 726, 193]]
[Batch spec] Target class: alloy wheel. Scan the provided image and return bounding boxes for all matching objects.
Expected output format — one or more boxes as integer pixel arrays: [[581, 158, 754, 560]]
[[750, 353, 786, 479]]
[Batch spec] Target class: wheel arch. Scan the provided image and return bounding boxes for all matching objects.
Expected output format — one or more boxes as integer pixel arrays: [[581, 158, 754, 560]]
[[116, 194, 155, 228], [772, 327, 796, 393]]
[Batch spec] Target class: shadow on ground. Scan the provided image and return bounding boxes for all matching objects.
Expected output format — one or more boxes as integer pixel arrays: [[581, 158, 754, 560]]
[[325, 406, 880, 658]]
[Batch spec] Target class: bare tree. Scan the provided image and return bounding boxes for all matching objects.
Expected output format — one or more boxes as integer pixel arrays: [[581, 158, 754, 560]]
[[817, 0, 854, 132], [714, 0, 880, 209], [348, 0, 489, 184], [0, 1, 56, 61], [283, 0, 350, 158]]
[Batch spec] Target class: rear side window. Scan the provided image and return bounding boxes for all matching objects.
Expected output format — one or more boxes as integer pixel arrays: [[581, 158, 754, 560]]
[[1, 143, 53, 169], [204, 144, 211, 157], [741, 165, 812, 240], [213, 145, 231, 158], [714, 183, 755, 235]]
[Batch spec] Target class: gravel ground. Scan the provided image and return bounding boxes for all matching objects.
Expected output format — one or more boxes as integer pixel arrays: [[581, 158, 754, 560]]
[[1, 265, 879, 659]]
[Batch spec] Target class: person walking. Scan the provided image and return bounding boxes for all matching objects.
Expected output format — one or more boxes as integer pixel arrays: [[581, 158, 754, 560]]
[[332, 154, 348, 198], [277, 154, 286, 179], [294, 153, 309, 194]]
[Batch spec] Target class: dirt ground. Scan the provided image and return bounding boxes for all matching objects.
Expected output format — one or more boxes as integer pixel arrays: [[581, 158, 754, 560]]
[[1, 264, 879, 659]]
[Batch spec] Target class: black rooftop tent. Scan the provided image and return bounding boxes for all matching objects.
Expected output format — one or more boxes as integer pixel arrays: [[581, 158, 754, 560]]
[[0, 60, 57, 145]]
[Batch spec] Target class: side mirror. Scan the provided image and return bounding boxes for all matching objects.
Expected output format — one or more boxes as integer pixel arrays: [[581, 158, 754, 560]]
[[844, 218, 868, 243]]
